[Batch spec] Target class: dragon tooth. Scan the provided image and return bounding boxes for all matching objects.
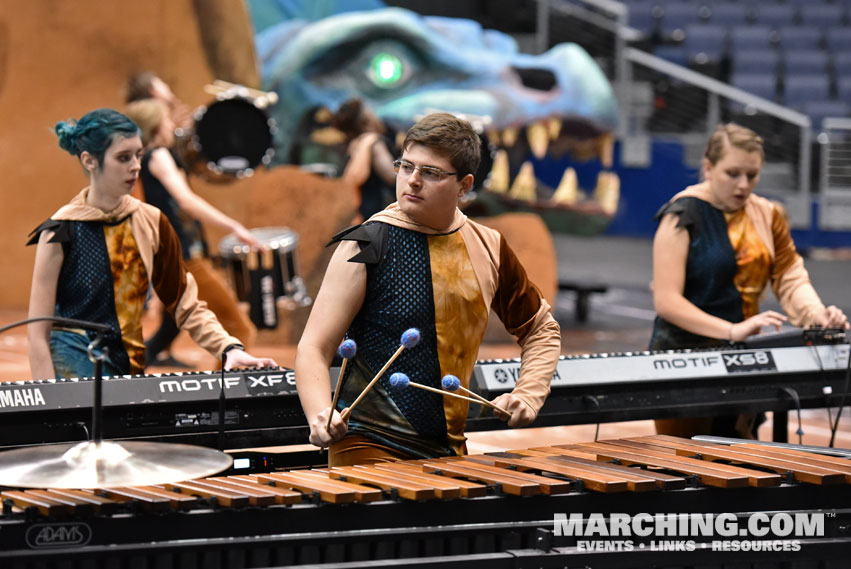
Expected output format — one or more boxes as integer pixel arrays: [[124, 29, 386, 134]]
[[508, 161, 536, 201], [594, 171, 620, 215], [502, 126, 518, 148], [547, 117, 562, 140], [598, 133, 614, 169], [488, 149, 510, 194], [551, 167, 579, 204], [527, 121, 549, 159]]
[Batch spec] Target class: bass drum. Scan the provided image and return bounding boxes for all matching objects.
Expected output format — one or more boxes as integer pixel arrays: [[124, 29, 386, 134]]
[[179, 97, 276, 181]]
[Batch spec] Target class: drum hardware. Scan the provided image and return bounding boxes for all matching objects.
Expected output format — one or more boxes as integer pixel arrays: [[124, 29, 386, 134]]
[[204, 79, 278, 109], [219, 227, 312, 330], [0, 317, 232, 489], [248, 247, 278, 329]]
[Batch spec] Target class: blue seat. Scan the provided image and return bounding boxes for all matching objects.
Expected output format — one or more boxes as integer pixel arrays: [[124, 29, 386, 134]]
[[753, 4, 798, 29], [732, 49, 780, 76], [654, 45, 688, 67], [837, 76, 851, 105], [826, 28, 851, 52], [730, 25, 775, 51], [835, 52, 851, 83], [800, 100, 850, 131], [659, 2, 704, 38], [684, 24, 728, 63], [626, 0, 659, 36], [730, 73, 778, 102], [784, 50, 830, 76], [784, 74, 831, 107], [708, 4, 751, 27], [800, 5, 845, 28], [779, 26, 823, 51]]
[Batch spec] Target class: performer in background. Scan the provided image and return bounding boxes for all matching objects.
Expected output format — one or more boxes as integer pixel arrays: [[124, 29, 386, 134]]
[[125, 71, 192, 130], [27, 108, 276, 380], [126, 71, 198, 366], [295, 113, 561, 466], [125, 98, 260, 366], [651, 123, 849, 438], [333, 98, 397, 221]]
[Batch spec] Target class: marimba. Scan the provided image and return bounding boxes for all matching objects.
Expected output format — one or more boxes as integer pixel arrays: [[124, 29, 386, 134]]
[[2, 436, 851, 568]]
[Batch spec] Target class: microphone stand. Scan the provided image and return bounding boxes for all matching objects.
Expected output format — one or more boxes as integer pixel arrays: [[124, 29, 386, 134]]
[[0, 316, 235, 489], [86, 332, 108, 445], [0, 316, 111, 336], [1, 316, 113, 445], [219, 352, 227, 451]]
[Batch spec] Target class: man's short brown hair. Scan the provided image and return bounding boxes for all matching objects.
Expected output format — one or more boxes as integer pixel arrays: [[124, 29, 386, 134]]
[[402, 113, 481, 179]]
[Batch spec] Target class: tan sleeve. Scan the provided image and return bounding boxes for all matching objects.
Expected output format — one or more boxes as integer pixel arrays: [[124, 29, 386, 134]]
[[491, 236, 561, 413], [151, 214, 241, 358], [770, 206, 825, 326]]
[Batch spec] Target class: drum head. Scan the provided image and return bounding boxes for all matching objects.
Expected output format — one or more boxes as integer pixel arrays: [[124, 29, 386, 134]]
[[194, 98, 275, 175]]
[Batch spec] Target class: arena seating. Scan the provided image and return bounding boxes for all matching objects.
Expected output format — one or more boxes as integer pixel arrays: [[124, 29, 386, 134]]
[[635, 0, 851, 129]]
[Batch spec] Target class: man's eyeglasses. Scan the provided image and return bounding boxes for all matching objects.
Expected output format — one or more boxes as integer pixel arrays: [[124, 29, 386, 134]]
[[393, 159, 457, 183]]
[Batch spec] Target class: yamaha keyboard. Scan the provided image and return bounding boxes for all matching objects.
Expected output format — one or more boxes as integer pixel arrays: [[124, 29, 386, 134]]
[[0, 367, 307, 451], [1, 341, 848, 449], [470, 340, 850, 440]]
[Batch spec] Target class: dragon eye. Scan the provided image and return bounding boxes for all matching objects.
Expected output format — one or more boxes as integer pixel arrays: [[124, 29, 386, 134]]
[[368, 52, 404, 88]]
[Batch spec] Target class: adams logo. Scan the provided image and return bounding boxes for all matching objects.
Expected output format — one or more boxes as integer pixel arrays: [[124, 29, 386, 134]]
[[26, 522, 91, 548]]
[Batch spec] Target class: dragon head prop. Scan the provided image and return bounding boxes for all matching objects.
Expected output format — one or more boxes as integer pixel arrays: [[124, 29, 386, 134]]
[[257, 6, 620, 233]]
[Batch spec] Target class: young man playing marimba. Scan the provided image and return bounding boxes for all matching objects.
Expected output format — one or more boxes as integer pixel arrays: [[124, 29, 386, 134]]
[[295, 113, 561, 466]]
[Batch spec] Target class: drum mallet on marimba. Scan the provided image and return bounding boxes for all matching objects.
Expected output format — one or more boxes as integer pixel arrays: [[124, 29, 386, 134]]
[[341, 328, 421, 421], [441, 374, 511, 416], [326, 339, 357, 434], [389, 372, 503, 409]]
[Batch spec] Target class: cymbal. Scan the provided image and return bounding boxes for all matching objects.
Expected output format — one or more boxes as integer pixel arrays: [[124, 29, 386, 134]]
[[0, 440, 233, 489]]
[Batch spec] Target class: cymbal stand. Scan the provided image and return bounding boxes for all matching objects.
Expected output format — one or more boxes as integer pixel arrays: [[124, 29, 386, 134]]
[[85, 333, 108, 445]]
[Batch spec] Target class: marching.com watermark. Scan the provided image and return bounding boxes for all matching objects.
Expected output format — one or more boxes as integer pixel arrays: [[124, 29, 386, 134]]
[[554, 512, 829, 552]]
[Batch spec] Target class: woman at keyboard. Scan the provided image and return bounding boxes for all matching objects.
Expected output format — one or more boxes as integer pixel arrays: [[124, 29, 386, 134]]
[[650, 123, 848, 438], [26, 108, 277, 379]]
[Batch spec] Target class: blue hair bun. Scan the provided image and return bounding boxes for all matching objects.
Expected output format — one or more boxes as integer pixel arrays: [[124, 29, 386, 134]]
[[53, 109, 139, 161], [338, 339, 357, 359], [54, 120, 79, 155], [441, 375, 461, 391], [389, 372, 410, 388], [400, 328, 421, 349]]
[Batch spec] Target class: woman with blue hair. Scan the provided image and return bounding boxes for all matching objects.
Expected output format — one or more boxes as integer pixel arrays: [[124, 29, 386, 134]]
[[27, 108, 276, 379]]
